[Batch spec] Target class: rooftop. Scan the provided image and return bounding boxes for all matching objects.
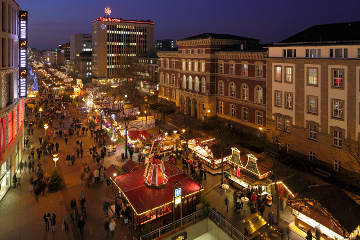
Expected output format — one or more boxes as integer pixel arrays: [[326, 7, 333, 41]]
[[178, 33, 259, 42]]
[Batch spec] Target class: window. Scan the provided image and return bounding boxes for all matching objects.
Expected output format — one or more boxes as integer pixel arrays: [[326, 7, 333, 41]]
[[285, 67, 292, 83], [335, 49, 342, 58], [188, 76, 193, 90], [195, 49, 198, 54], [308, 68, 318, 85], [276, 116, 282, 130], [172, 90, 176, 99], [219, 63, 224, 74], [188, 61, 192, 71], [219, 81, 224, 95], [201, 78, 206, 93], [172, 75, 175, 85], [257, 65, 263, 77], [256, 86, 263, 104], [161, 60, 164, 68], [242, 84, 248, 100], [257, 111, 263, 126], [358, 48, 360, 58], [333, 130, 342, 147], [219, 102, 224, 114], [182, 49, 185, 54], [243, 108, 248, 121], [306, 49, 317, 58], [243, 64, 248, 76], [182, 75, 186, 89], [230, 104, 236, 118], [285, 118, 291, 132], [160, 73, 164, 83], [287, 49, 293, 57], [161, 87, 164, 96], [182, 60, 186, 70], [172, 60, 176, 69], [230, 63, 235, 75], [333, 100, 344, 119], [201, 62, 205, 72], [166, 89, 170, 97], [330, 49, 333, 58], [230, 83, 236, 98], [166, 59, 169, 68], [194, 77, 199, 91], [166, 74, 169, 84], [194, 62, 198, 72], [310, 152, 315, 162], [275, 91, 282, 107], [285, 92, 293, 109], [333, 69, 343, 88], [308, 96, 318, 114], [309, 124, 316, 140], [201, 49, 205, 54], [284, 49, 296, 57], [275, 66, 282, 81], [334, 160, 341, 171]]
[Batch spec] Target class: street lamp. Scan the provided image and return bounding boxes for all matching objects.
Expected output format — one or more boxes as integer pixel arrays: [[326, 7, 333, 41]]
[[44, 124, 49, 136], [205, 109, 211, 122], [53, 153, 59, 169], [39, 107, 43, 119]]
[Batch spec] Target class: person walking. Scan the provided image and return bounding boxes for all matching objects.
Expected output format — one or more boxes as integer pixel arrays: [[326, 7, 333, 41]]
[[43, 211, 51, 230], [104, 219, 110, 238], [12, 173, 17, 189], [71, 197, 77, 210], [109, 218, 116, 237], [306, 229, 313, 240], [103, 200, 109, 217], [28, 161, 32, 174], [94, 169, 99, 183], [259, 203, 265, 217], [34, 185, 41, 202], [225, 197, 229, 212], [51, 213, 56, 232], [233, 190, 238, 206], [71, 154, 75, 166], [78, 216, 85, 236], [39, 136, 42, 145], [65, 136, 68, 145], [55, 142, 59, 151], [63, 212, 69, 232], [80, 148, 84, 158]]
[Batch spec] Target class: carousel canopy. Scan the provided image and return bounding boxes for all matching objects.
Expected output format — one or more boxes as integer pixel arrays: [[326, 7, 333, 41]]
[[144, 155, 168, 188]]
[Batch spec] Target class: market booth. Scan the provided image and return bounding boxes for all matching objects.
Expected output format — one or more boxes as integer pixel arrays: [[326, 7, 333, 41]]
[[288, 185, 360, 240], [111, 155, 202, 232], [226, 148, 272, 195], [187, 138, 232, 170]]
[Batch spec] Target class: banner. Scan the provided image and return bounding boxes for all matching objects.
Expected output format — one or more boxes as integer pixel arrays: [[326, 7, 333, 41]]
[[19, 11, 28, 98]]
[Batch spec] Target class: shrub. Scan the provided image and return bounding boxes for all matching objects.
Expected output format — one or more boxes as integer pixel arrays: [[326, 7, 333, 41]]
[[37, 119, 43, 128], [41, 138, 49, 149], [47, 168, 63, 191]]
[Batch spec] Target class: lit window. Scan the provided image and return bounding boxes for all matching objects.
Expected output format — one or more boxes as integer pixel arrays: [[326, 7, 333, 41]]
[[194, 62, 198, 72], [308, 96, 317, 114], [172, 75, 176, 85], [309, 124, 316, 140], [166, 59, 169, 68], [194, 77, 199, 91], [243, 108, 248, 121], [219, 81, 224, 95], [285, 67, 292, 83], [275, 91, 282, 107], [308, 68, 318, 85], [256, 86, 263, 104], [285, 118, 291, 132], [333, 100, 344, 119], [230, 63, 235, 75], [182, 75, 186, 89], [188, 76, 193, 90], [160, 73, 164, 83], [257, 111, 263, 126], [182, 60, 186, 70], [230, 83, 236, 98], [276, 116, 282, 130], [201, 62, 205, 72], [219, 102, 224, 114], [333, 69, 343, 88], [173, 60, 176, 69], [201, 78, 206, 93], [285, 92, 293, 109], [230, 104, 236, 118], [256, 65, 263, 77], [334, 130, 342, 147], [242, 84, 248, 100], [275, 66, 282, 81], [188, 61, 192, 71], [166, 74, 170, 84], [243, 64, 248, 76]]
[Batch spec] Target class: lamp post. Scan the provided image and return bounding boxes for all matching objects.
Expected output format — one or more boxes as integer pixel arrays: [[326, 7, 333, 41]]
[[53, 153, 59, 169], [44, 124, 49, 136], [205, 109, 210, 123], [39, 107, 43, 119]]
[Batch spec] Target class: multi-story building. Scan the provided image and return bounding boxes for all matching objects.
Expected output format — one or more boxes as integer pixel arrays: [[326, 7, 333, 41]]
[[70, 51, 92, 79], [0, 0, 25, 201], [266, 21, 360, 173], [56, 43, 70, 66], [43, 50, 57, 66], [216, 44, 267, 133], [91, 17, 154, 82], [154, 39, 175, 51], [157, 33, 259, 122], [70, 34, 92, 60]]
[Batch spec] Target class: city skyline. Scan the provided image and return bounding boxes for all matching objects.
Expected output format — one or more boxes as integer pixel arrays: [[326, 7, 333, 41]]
[[16, 0, 360, 50]]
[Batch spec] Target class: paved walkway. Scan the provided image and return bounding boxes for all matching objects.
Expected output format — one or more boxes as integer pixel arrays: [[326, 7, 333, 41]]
[[0, 112, 134, 240]]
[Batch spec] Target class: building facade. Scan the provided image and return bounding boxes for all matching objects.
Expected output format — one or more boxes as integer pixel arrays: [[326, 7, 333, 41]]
[[43, 50, 57, 66], [70, 34, 92, 60], [56, 43, 70, 66], [91, 17, 154, 81], [157, 33, 260, 126], [0, 0, 25, 201], [266, 21, 360, 173]]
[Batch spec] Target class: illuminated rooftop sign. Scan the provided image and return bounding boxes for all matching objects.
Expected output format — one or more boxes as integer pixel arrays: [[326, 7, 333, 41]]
[[105, 6, 111, 16], [92, 17, 154, 25]]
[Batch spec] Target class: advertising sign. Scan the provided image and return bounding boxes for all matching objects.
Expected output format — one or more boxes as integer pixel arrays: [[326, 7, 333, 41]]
[[19, 11, 28, 98]]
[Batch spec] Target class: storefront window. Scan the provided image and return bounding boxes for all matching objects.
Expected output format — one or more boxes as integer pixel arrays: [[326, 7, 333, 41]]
[[0, 157, 11, 201], [140, 210, 156, 224]]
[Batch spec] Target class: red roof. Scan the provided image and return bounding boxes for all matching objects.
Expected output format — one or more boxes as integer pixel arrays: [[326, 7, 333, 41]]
[[113, 162, 201, 215], [127, 130, 150, 141]]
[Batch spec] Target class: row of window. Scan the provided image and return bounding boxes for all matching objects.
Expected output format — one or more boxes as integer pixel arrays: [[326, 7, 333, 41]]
[[219, 63, 263, 77], [218, 102, 263, 125], [181, 75, 206, 93], [160, 87, 176, 100], [308, 152, 340, 171], [182, 49, 205, 55], [218, 81, 263, 104], [274, 66, 344, 88], [274, 91, 293, 109], [283, 48, 353, 59], [276, 116, 291, 132]]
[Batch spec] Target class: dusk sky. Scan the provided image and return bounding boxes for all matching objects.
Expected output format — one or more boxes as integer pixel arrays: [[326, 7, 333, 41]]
[[16, 0, 360, 51]]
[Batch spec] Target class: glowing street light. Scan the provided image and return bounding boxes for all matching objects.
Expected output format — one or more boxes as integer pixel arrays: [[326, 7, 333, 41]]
[[44, 124, 49, 136], [39, 107, 43, 119], [53, 153, 59, 169]]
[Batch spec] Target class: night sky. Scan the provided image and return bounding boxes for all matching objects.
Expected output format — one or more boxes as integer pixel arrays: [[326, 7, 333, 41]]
[[16, 0, 360, 51]]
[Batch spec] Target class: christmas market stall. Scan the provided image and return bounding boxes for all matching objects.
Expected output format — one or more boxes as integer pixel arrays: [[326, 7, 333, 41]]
[[110, 155, 202, 232], [226, 148, 272, 195], [287, 185, 360, 240], [187, 138, 232, 170], [149, 132, 178, 157]]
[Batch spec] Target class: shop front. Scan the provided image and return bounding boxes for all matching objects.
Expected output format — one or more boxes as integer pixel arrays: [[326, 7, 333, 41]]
[[0, 157, 12, 201]]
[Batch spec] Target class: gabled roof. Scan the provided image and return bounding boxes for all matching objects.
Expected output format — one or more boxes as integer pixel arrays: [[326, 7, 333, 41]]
[[293, 185, 360, 234], [281, 21, 360, 44], [282, 174, 308, 195], [178, 33, 258, 42]]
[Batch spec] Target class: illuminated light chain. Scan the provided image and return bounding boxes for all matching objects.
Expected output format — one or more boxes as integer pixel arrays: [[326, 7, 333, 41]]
[[4, 116, 9, 148]]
